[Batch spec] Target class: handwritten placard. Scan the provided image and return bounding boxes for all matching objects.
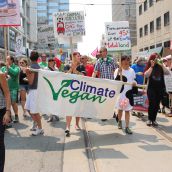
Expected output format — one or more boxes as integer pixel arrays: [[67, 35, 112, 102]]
[[165, 72, 172, 92], [0, 0, 20, 26], [15, 35, 23, 57], [105, 21, 131, 51], [37, 25, 56, 44], [53, 11, 85, 38]]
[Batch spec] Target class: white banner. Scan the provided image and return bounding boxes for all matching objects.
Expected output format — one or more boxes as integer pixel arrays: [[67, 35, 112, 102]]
[[105, 21, 131, 51], [0, 0, 20, 26], [53, 11, 85, 38], [165, 72, 172, 92], [36, 70, 122, 119], [37, 25, 56, 44], [15, 35, 23, 57]]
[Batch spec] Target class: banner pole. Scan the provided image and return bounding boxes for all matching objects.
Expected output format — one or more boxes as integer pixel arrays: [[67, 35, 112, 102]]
[[70, 37, 73, 63], [4, 27, 8, 60], [119, 52, 122, 81]]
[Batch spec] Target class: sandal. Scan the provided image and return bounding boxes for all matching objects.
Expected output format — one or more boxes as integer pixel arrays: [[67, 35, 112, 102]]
[[132, 111, 137, 116], [167, 114, 172, 117], [65, 129, 70, 137]]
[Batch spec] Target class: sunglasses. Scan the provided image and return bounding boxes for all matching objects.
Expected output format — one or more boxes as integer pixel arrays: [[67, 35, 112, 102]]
[[19, 62, 24, 64]]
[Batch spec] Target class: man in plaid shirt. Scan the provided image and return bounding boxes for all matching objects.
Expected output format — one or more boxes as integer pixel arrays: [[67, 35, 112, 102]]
[[92, 47, 117, 121], [92, 47, 117, 79]]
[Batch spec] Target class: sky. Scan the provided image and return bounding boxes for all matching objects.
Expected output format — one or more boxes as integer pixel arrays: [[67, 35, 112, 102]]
[[69, 0, 112, 55]]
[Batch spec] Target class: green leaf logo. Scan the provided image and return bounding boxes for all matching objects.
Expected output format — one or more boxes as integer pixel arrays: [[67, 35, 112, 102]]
[[43, 77, 72, 100]]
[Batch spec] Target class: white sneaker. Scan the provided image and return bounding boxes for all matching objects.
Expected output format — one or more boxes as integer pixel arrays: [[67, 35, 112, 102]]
[[30, 121, 37, 131], [32, 128, 44, 136]]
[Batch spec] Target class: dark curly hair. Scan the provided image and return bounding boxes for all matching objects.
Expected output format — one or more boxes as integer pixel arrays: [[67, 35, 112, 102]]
[[30, 51, 39, 61]]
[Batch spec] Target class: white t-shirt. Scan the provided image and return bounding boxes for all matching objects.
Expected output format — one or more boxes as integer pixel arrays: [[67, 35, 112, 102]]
[[114, 67, 136, 111]]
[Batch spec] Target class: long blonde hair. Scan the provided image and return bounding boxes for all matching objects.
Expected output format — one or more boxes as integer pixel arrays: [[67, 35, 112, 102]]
[[72, 52, 80, 65]]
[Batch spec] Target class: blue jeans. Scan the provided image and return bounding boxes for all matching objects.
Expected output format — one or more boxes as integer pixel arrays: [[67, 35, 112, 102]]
[[0, 108, 5, 172]]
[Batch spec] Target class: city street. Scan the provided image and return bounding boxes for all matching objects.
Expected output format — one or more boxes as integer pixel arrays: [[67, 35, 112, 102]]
[[4, 106, 172, 172]]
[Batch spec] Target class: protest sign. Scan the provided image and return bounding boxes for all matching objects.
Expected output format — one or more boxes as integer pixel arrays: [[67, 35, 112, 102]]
[[15, 35, 23, 57], [36, 70, 122, 119], [53, 11, 85, 38], [37, 25, 56, 44], [105, 21, 131, 51], [165, 72, 172, 92], [133, 90, 148, 112], [0, 0, 20, 26]]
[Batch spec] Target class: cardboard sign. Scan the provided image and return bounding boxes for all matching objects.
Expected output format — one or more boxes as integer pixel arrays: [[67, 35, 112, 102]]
[[53, 11, 85, 38], [133, 91, 148, 112], [105, 21, 131, 51], [15, 35, 23, 57], [165, 72, 172, 92], [37, 25, 56, 44], [0, 0, 20, 26]]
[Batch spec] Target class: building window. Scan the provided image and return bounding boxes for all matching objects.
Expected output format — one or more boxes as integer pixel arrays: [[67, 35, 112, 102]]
[[156, 43, 162, 47], [139, 28, 143, 37], [139, 5, 142, 15], [38, 0, 47, 2], [139, 48, 143, 51], [150, 45, 155, 49], [156, 17, 161, 30], [144, 0, 147, 11], [164, 40, 170, 48], [144, 24, 148, 35], [149, 0, 153, 7], [164, 11, 170, 26], [144, 47, 149, 50], [156, 0, 161, 2], [150, 21, 154, 33], [9, 29, 16, 51], [0, 28, 4, 48]]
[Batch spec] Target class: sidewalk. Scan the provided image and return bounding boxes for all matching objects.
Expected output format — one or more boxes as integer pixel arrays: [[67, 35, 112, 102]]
[[63, 113, 172, 172]]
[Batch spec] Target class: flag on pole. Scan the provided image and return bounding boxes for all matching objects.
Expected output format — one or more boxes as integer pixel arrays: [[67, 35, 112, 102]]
[[91, 47, 98, 57]]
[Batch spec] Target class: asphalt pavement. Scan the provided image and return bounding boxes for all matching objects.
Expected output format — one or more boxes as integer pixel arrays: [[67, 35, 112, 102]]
[[4, 106, 172, 172]]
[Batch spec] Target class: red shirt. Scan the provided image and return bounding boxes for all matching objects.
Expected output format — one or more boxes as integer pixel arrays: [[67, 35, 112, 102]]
[[54, 57, 61, 68], [85, 64, 94, 77]]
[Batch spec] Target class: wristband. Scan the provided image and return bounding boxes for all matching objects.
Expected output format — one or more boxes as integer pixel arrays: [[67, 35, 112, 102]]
[[6, 109, 10, 112]]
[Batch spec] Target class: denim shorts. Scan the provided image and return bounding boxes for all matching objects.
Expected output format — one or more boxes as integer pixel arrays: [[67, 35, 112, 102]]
[[20, 85, 29, 92]]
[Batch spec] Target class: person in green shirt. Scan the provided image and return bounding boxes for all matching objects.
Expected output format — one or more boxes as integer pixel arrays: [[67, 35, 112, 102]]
[[1, 55, 20, 123], [39, 53, 48, 69]]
